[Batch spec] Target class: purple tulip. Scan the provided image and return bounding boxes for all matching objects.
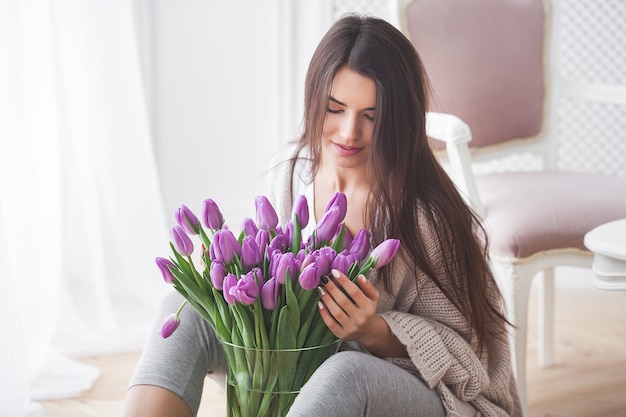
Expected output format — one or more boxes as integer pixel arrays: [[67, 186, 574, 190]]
[[171, 225, 194, 256], [349, 229, 371, 261], [261, 277, 279, 310], [254, 195, 279, 230], [275, 252, 297, 284], [159, 313, 180, 338], [210, 260, 227, 290], [241, 217, 258, 237], [316, 246, 337, 276], [299, 263, 321, 290], [331, 252, 354, 276], [241, 235, 262, 269], [300, 253, 315, 271], [268, 234, 287, 253], [267, 248, 283, 277], [155, 257, 177, 284], [284, 220, 294, 248], [315, 206, 343, 242], [369, 239, 401, 268], [222, 274, 238, 305], [231, 271, 260, 305], [202, 198, 224, 230], [292, 194, 309, 228], [324, 192, 347, 222], [250, 267, 264, 287], [211, 229, 241, 264], [175, 205, 201, 235], [295, 249, 305, 270], [255, 229, 270, 258]]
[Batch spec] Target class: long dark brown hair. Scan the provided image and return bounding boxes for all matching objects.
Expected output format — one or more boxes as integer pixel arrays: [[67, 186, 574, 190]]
[[291, 15, 509, 349]]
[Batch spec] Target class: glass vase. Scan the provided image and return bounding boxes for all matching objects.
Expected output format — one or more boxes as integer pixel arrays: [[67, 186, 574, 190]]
[[219, 339, 341, 417]]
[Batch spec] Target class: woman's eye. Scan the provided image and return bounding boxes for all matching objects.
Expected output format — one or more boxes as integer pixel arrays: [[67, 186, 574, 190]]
[[364, 114, 375, 122], [327, 108, 342, 114]]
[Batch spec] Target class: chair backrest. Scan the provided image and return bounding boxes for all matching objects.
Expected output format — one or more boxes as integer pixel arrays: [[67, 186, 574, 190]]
[[394, 0, 552, 167]]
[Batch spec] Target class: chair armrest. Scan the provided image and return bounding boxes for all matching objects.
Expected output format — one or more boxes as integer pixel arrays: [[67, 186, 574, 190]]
[[426, 112, 484, 216]]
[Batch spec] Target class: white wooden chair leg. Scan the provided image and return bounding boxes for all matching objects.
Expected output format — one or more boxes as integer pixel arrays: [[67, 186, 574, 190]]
[[491, 262, 533, 417], [538, 268, 554, 367]]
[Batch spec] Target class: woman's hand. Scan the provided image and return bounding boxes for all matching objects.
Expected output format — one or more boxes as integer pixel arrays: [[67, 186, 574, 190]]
[[317, 269, 407, 358]]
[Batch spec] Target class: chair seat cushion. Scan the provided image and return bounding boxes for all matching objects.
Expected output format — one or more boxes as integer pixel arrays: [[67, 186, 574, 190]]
[[476, 171, 626, 259]]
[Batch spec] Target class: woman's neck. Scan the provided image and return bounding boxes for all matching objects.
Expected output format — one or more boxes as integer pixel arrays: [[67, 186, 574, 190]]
[[316, 162, 369, 194]]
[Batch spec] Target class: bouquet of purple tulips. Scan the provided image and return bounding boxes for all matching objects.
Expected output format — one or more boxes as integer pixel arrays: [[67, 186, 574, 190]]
[[155, 192, 399, 417]]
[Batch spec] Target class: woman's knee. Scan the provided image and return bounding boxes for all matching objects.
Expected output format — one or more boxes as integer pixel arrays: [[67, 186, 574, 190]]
[[305, 351, 371, 389], [123, 385, 193, 417]]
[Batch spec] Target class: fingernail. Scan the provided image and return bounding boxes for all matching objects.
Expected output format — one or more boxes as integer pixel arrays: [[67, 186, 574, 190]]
[[318, 301, 324, 310], [331, 269, 340, 279], [320, 275, 329, 284], [317, 286, 326, 296]]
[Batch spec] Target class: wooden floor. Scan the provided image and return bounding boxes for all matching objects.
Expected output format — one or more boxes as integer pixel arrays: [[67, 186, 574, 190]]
[[41, 278, 626, 417]]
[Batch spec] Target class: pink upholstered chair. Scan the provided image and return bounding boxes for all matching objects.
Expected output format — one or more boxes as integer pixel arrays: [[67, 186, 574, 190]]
[[394, 0, 626, 415]]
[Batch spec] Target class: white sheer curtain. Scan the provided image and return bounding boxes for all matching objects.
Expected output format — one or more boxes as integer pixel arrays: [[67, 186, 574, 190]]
[[0, 0, 169, 415]]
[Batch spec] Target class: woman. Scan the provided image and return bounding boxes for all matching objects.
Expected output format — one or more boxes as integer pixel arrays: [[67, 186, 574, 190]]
[[124, 15, 521, 417]]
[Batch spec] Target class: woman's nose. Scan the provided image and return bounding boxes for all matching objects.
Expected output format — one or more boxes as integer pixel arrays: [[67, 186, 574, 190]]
[[339, 115, 359, 141]]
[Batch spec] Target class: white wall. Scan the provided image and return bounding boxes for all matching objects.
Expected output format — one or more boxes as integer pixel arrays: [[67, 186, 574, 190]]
[[148, 1, 279, 228], [141, 0, 340, 229]]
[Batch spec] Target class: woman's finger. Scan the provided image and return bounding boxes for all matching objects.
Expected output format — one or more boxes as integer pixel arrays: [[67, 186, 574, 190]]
[[356, 274, 379, 302]]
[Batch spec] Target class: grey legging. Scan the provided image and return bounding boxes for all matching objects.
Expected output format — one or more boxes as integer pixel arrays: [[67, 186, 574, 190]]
[[129, 291, 446, 417]]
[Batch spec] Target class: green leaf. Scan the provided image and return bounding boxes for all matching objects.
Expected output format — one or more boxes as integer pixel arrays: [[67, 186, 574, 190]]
[[291, 213, 302, 253], [347, 260, 361, 281], [211, 287, 233, 340], [284, 273, 300, 338], [331, 223, 347, 252], [275, 305, 296, 350], [198, 226, 213, 253]]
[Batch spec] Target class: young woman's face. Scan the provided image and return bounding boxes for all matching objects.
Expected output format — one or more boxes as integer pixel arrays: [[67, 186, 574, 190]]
[[322, 67, 376, 170]]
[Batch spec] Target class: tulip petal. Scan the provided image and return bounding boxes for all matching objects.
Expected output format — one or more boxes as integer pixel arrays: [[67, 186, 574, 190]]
[[202, 198, 224, 229], [159, 313, 180, 338], [155, 257, 177, 284], [261, 277, 279, 310], [254, 195, 279, 230], [370, 239, 400, 268], [175, 204, 201, 235], [293, 194, 309, 228], [171, 225, 194, 256], [315, 206, 342, 242]]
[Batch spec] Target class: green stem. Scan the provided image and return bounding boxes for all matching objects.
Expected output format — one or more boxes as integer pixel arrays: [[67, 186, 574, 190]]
[[254, 304, 261, 348], [186, 256, 207, 291], [174, 299, 188, 318], [198, 226, 213, 251]]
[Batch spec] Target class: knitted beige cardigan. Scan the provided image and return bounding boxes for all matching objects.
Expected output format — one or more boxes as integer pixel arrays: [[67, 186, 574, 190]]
[[268, 149, 522, 417]]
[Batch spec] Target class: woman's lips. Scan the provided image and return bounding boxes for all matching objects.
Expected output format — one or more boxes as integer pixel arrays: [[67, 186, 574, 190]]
[[334, 142, 362, 156]]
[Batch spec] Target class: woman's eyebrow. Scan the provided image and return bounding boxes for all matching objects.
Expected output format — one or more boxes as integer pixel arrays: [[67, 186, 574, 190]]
[[329, 96, 345, 106], [329, 96, 375, 111]]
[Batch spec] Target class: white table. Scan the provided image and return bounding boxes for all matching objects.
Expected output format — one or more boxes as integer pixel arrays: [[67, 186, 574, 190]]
[[584, 218, 626, 291]]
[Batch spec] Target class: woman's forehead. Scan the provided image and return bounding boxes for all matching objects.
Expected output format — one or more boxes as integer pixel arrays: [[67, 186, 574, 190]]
[[329, 67, 376, 108]]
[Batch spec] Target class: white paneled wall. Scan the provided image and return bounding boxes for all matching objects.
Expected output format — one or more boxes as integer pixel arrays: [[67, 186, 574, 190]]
[[144, 1, 285, 228], [557, 0, 626, 178]]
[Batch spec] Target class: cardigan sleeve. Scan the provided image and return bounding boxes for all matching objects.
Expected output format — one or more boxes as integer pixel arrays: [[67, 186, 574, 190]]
[[380, 310, 489, 402], [376, 214, 493, 403], [376, 225, 520, 416]]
